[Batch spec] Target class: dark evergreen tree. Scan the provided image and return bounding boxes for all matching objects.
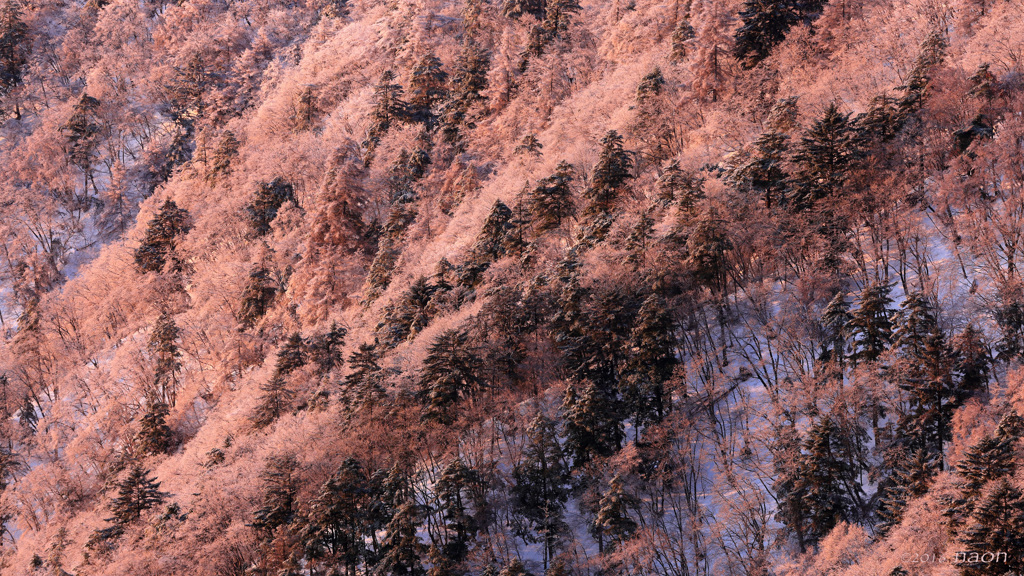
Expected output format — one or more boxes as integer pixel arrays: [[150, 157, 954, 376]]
[[670, 14, 695, 62], [620, 294, 676, 434], [307, 322, 347, 377], [820, 291, 851, 368], [685, 209, 732, 291], [251, 374, 294, 429], [967, 62, 996, 101], [376, 501, 426, 576], [957, 480, 1024, 576], [562, 381, 624, 467], [515, 134, 543, 157], [542, 0, 579, 38], [896, 31, 946, 120], [796, 415, 864, 546], [530, 161, 576, 233], [149, 309, 182, 406], [591, 474, 638, 553], [134, 200, 191, 274], [502, 0, 545, 19], [108, 465, 167, 526], [209, 130, 240, 178], [252, 454, 298, 537], [137, 400, 173, 456], [0, 0, 27, 116], [789, 103, 859, 210], [440, 42, 490, 146], [302, 458, 371, 576], [635, 68, 665, 103], [435, 458, 481, 562], [344, 342, 386, 412], [237, 265, 277, 328], [62, 93, 102, 193], [274, 332, 307, 377], [774, 425, 811, 551], [364, 70, 408, 163], [656, 162, 704, 208], [408, 54, 448, 126], [420, 329, 484, 423], [951, 325, 991, 395], [584, 130, 632, 215], [734, 0, 799, 69], [847, 282, 894, 365], [472, 200, 516, 262], [625, 211, 654, 267], [247, 178, 297, 236], [730, 131, 789, 209], [512, 414, 570, 571], [892, 293, 962, 465], [875, 449, 937, 536]]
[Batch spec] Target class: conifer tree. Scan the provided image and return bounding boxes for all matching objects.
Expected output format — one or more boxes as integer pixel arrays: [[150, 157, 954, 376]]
[[584, 130, 632, 215], [797, 415, 865, 545], [275, 332, 307, 377], [134, 200, 191, 274], [635, 68, 665, 103], [149, 309, 182, 406], [137, 400, 173, 456], [896, 31, 946, 120], [512, 414, 570, 570], [656, 162, 703, 208], [625, 211, 654, 267], [408, 54, 448, 126], [376, 501, 426, 576], [502, 0, 545, 19], [247, 178, 297, 236], [957, 479, 1024, 576], [210, 130, 240, 178], [307, 322, 347, 377], [876, 449, 937, 536], [967, 63, 996, 101], [891, 293, 964, 464], [820, 291, 851, 368], [420, 329, 483, 423], [364, 70, 408, 163], [530, 161, 576, 233], [562, 381, 624, 467], [62, 93, 102, 193], [730, 131, 789, 209], [472, 201, 517, 262], [435, 458, 481, 562], [670, 13, 695, 62], [685, 209, 732, 291], [252, 455, 298, 537], [251, 374, 295, 429], [515, 134, 543, 157], [951, 325, 990, 395], [790, 103, 859, 210], [734, 0, 799, 69], [108, 465, 167, 526], [591, 474, 638, 553], [344, 342, 386, 411], [302, 458, 371, 576], [847, 282, 894, 365], [440, 43, 490, 146], [237, 265, 277, 328], [620, 294, 676, 433], [0, 0, 27, 115]]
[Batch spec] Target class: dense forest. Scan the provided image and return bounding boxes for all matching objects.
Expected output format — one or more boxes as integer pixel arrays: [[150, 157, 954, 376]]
[[0, 0, 1020, 574]]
